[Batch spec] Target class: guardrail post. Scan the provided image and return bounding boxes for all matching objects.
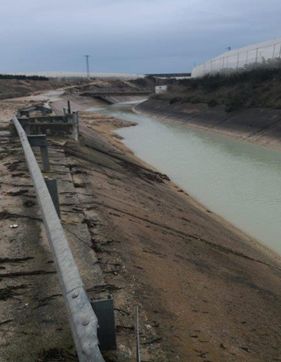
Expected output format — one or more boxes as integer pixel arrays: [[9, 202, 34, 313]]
[[135, 306, 141, 362], [45, 178, 60, 218], [25, 124, 31, 135], [28, 134, 50, 172], [68, 100, 72, 114], [91, 298, 116, 351], [71, 112, 79, 141], [13, 116, 105, 362], [40, 145, 50, 172]]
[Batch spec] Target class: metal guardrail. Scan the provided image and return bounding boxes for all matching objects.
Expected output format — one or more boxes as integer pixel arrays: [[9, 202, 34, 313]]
[[12, 116, 105, 362]]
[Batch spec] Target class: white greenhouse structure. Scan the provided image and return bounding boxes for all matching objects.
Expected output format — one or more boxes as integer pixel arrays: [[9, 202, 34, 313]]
[[192, 37, 281, 78]]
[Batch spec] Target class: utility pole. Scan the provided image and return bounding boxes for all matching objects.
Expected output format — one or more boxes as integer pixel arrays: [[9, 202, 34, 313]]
[[84, 55, 90, 79]]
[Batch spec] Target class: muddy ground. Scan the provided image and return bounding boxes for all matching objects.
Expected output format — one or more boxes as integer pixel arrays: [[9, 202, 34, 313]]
[[1, 89, 281, 362]]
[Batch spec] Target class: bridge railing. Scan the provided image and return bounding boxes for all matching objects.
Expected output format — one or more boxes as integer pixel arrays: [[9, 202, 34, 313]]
[[12, 116, 105, 362]]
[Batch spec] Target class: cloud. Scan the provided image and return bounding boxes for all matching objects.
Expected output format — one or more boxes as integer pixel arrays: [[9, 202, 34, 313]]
[[1, 0, 281, 73]]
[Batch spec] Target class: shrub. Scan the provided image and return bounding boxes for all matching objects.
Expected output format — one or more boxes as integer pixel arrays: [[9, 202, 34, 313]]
[[169, 97, 182, 104], [224, 94, 244, 112], [208, 99, 218, 107]]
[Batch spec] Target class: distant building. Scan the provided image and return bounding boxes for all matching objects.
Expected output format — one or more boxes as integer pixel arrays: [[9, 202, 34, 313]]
[[155, 85, 168, 94]]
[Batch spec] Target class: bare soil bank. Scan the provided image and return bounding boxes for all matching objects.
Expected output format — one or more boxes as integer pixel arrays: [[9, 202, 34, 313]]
[[137, 98, 281, 150], [0, 95, 167, 362], [0, 78, 88, 100], [60, 95, 281, 361]]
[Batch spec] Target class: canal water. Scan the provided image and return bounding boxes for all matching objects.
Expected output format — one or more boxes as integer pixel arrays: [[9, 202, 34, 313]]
[[88, 103, 281, 255]]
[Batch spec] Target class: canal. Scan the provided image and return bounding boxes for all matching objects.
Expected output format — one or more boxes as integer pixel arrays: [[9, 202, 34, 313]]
[[89, 102, 281, 255]]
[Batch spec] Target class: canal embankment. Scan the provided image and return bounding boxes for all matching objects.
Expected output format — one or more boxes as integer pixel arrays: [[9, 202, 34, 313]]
[[137, 98, 281, 150], [0, 94, 167, 362], [2, 81, 281, 361], [56, 92, 281, 361], [139, 67, 281, 150]]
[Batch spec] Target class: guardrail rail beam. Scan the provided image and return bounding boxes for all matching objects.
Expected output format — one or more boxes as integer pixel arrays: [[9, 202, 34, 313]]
[[12, 116, 105, 362]]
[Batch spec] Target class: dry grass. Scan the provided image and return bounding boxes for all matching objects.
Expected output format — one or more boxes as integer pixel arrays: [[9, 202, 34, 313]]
[[155, 65, 281, 111]]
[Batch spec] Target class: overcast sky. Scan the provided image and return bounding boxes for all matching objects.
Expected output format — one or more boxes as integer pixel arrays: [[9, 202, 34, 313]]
[[1, 0, 281, 74]]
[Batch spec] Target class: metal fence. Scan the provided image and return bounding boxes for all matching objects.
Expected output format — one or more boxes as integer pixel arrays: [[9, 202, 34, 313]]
[[12, 116, 105, 362], [192, 37, 281, 78]]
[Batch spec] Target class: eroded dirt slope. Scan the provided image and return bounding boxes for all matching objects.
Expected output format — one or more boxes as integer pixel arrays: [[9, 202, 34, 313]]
[[59, 100, 281, 361], [2, 89, 281, 361], [0, 96, 167, 362]]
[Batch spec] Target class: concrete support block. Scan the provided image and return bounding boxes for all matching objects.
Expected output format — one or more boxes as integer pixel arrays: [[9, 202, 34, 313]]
[[28, 134, 50, 172]]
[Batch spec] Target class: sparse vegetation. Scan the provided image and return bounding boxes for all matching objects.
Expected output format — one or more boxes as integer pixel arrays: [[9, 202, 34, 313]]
[[154, 60, 281, 112], [207, 99, 218, 107], [0, 74, 49, 81]]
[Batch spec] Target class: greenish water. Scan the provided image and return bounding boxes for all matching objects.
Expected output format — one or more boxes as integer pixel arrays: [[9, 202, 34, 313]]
[[88, 103, 281, 255]]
